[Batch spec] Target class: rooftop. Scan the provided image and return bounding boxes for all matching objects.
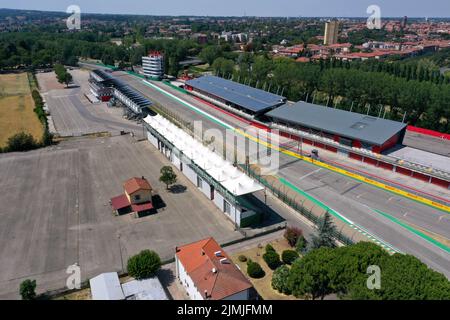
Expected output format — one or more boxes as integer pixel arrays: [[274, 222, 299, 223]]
[[176, 237, 253, 300], [186, 75, 286, 114], [89, 272, 125, 300], [122, 278, 168, 300], [266, 101, 407, 146], [144, 115, 263, 197], [91, 69, 152, 108], [124, 177, 152, 195]]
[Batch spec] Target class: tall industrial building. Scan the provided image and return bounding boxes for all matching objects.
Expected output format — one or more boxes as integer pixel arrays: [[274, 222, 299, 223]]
[[142, 51, 164, 79], [324, 20, 339, 45]]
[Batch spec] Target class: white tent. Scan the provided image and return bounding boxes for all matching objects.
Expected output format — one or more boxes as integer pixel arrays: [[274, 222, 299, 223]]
[[145, 115, 263, 197]]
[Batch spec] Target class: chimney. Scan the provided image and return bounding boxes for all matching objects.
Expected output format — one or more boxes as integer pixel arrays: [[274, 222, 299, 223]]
[[212, 268, 217, 274], [142, 176, 145, 180], [175, 246, 180, 253]]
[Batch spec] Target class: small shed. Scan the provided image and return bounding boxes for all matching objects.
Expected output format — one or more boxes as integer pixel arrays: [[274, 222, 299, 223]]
[[89, 272, 125, 300]]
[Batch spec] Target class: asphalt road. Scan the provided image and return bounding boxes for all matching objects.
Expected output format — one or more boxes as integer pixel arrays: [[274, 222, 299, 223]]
[[116, 73, 450, 278]]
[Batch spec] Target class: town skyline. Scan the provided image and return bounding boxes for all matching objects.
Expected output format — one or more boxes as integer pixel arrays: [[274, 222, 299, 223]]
[[2, 0, 450, 18]]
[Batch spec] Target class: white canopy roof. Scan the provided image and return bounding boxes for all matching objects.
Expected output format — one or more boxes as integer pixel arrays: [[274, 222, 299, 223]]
[[144, 115, 263, 197], [89, 272, 125, 300]]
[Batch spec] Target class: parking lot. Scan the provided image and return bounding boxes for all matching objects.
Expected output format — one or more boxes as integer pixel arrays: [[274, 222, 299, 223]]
[[0, 135, 243, 299], [37, 70, 143, 137]]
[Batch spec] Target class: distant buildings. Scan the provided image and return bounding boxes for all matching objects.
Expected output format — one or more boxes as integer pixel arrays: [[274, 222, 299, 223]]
[[142, 51, 165, 79], [175, 237, 256, 300], [324, 20, 340, 45]]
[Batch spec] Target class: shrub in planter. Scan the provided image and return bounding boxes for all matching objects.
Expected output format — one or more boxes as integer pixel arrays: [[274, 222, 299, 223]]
[[263, 250, 282, 270], [282, 250, 300, 265], [272, 265, 291, 295], [238, 255, 247, 263], [284, 227, 304, 247], [247, 260, 265, 279]]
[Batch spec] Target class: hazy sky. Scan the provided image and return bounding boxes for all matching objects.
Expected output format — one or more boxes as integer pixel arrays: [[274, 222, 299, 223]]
[[2, 0, 450, 17]]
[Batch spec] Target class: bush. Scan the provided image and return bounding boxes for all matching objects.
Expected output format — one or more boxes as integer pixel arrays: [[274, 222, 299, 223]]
[[127, 250, 161, 280], [295, 235, 308, 254], [6, 132, 39, 152], [265, 244, 276, 253], [282, 250, 300, 265], [272, 265, 291, 295], [263, 250, 282, 270], [284, 227, 304, 247], [20, 279, 37, 300], [238, 255, 247, 263], [247, 260, 265, 279]]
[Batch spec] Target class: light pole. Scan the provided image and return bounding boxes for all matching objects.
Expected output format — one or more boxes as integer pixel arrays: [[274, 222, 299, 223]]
[[117, 233, 124, 274]]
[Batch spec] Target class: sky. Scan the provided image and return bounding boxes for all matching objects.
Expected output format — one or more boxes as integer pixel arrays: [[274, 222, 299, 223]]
[[1, 0, 450, 18]]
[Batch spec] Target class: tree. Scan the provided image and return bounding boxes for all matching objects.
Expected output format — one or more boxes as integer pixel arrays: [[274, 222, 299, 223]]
[[63, 72, 73, 87], [247, 260, 265, 279], [284, 226, 303, 247], [310, 211, 337, 249], [295, 235, 308, 254], [159, 166, 177, 190], [20, 279, 37, 300], [263, 247, 282, 270], [127, 250, 161, 280], [6, 132, 38, 152], [282, 250, 300, 265], [199, 45, 222, 65], [272, 265, 291, 295], [287, 247, 337, 300]]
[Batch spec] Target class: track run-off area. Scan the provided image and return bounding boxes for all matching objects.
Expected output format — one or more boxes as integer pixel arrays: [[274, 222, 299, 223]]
[[138, 78, 450, 257]]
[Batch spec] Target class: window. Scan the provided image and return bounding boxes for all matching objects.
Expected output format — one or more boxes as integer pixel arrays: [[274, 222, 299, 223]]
[[224, 200, 231, 215], [197, 177, 203, 189]]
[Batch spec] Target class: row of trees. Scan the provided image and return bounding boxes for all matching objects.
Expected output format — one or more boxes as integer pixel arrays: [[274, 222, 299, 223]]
[[212, 55, 450, 133], [318, 55, 450, 85], [280, 241, 450, 300], [54, 64, 73, 87]]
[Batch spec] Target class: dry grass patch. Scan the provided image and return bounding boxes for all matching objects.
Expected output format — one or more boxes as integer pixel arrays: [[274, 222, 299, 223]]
[[231, 238, 299, 300], [0, 73, 44, 148]]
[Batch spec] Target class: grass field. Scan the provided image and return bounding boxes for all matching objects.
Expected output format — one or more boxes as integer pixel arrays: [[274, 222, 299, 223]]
[[0, 73, 44, 148]]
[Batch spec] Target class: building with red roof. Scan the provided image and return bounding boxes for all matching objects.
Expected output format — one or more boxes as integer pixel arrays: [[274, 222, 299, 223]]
[[110, 177, 154, 217], [175, 237, 256, 300]]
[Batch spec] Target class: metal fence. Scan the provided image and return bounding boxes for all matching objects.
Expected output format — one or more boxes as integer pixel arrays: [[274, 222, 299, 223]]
[[241, 164, 355, 246]]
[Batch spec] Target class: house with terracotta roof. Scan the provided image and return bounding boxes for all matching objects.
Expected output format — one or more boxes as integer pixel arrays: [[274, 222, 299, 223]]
[[175, 237, 256, 300], [110, 177, 155, 217]]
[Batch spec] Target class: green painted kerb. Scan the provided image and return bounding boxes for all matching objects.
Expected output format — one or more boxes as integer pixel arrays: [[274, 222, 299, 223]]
[[373, 209, 450, 254], [278, 177, 351, 225]]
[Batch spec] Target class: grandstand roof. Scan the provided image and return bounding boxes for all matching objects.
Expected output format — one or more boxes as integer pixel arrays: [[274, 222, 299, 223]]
[[185, 75, 286, 114], [266, 101, 407, 146], [91, 69, 151, 108]]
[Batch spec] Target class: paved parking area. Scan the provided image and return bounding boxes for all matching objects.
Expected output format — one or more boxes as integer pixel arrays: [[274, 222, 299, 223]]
[[37, 70, 143, 137], [0, 135, 243, 299]]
